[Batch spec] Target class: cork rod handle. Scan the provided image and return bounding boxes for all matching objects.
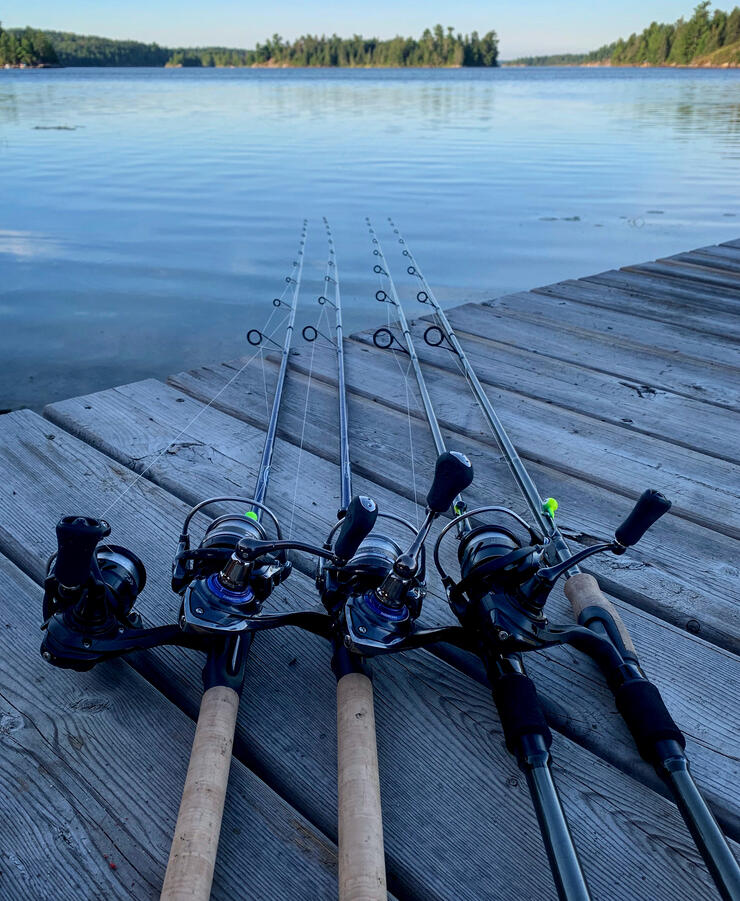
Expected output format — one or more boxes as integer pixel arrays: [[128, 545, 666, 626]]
[[337, 672, 387, 901], [160, 685, 240, 901], [564, 572, 637, 659]]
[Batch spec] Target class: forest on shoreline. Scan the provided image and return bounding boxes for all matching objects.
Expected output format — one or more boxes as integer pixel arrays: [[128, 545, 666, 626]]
[[1, 25, 498, 68], [0, 26, 58, 66], [509, 3, 740, 67]]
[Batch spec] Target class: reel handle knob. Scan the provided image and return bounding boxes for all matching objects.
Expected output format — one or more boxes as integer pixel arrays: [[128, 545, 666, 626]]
[[426, 451, 474, 514], [335, 496, 378, 560], [615, 490, 671, 547], [54, 516, 111, 588]]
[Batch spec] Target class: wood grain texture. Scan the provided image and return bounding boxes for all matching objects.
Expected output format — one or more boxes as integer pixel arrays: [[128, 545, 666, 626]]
[[535, 277, 740, 341], [0, 411, 736, 899], [161, 686, 240, 901], [337, 674, 386, 901], [40, 380, 740, 835], [627, 260, 740, 293], [664, 250, 740, 276], [0, 554, 338, 901], [450, 299, 739, 408], [347, 324, 740, 491]]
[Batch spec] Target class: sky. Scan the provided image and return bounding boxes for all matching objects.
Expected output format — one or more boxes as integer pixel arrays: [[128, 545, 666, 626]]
[[1, 1, 706, 58]]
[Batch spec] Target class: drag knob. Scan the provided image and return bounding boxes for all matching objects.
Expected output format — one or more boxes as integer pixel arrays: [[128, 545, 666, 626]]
[[426, 451, 474, 514], [54, 516, 111, 588]]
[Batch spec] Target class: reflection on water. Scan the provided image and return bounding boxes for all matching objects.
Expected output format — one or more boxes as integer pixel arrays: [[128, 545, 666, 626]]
[[0, 66, 739, 409]]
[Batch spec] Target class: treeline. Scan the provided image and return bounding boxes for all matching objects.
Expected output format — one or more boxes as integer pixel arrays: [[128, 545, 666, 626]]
[[171, 27, 499, 67], [16, 29, 171, 66], [612, 2, 740, 64], [2, 25, 498, 68], [0, 24, 58, 66], [508, 3, 740, 66], [510, 45, 615, 66]]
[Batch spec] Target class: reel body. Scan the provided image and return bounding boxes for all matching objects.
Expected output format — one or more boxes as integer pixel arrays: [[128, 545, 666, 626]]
[[319, 529, 424, 655], [451, 514, 553, 654], [320, 451, 474, 656], [173, 501, 292, 634], [436, 492, 674, 658], [42, 516, 148, 670]]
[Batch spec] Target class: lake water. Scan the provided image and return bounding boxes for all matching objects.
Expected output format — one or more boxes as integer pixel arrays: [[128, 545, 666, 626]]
[[1, 66, 739, 410]]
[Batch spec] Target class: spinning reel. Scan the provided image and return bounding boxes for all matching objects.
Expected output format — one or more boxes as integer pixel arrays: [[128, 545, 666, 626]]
[[434, 490, 672, 656], [171, 497, 292, 632], [42, 515, 160, 670], [318, 451, 474, 655]]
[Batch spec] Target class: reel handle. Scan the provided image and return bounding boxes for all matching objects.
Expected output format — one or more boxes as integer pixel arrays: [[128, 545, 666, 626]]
[[54, 516, 110, 588], [335, 496, 378, 560], [614, 490, 671, 547], [426, 451, 474, 514]]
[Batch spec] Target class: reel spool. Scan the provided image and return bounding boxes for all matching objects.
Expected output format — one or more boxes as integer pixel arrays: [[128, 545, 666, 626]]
[[456, 516, 544, 604], [43, 516, 147, 624], [42, 516, 149, 670], [345, 533, 403, 581]]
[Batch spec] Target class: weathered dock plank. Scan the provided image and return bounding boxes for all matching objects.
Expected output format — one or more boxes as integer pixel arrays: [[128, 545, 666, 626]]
[[666, 249, 740, 275], [347, 326, 740, 496], [43, 378, 740, 838], [0, 553, 338, 900], [450, 299, 739, 408], [0, 409, 732, 900], [535, 277, 740, 340], [628, 259, 740, 293]]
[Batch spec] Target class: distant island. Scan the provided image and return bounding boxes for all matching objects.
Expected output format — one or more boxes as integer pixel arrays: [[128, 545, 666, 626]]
[[507, 3, 740, 67], [0, 24, 498, 69]]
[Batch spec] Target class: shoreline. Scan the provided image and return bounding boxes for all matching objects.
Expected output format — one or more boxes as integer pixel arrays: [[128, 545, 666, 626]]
[[4, 61, 739, 71]]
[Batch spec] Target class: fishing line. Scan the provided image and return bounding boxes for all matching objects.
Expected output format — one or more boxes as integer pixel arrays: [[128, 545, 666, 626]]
[[287, 227, 336, 539], [386, 217, 524, 501], [368, 220, 422, 529], [100, 226, 307, 520]]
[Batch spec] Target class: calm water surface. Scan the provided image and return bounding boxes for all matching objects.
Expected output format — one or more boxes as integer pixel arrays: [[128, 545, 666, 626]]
[[1, 66, 739, 409]]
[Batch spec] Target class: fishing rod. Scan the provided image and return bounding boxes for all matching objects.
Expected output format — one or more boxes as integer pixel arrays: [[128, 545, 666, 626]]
[[387, 219, 740, 901], [38, 222, 324, 901], [304, 218, 475, 899], [367, 218, 468, 521], [367, 219, 592, 900]]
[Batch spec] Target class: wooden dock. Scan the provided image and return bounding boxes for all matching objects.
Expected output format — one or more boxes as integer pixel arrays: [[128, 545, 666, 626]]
[[0, 238, 738, 899]]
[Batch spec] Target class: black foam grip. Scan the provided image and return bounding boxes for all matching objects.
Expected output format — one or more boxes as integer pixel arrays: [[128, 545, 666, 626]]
[[615, 490, 671, 547], [335, 495, 378, 559], [426, 451, 474, 513], [614, 679, 685, 762], [54, 516, 110, 588], [491, 673, 552, 754]]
